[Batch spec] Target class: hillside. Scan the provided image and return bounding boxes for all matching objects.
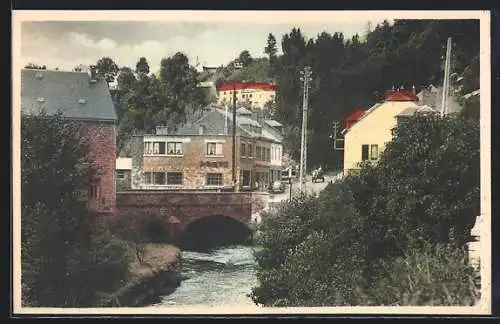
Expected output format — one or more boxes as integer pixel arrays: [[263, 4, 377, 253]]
[[256, 19, 480, 169]]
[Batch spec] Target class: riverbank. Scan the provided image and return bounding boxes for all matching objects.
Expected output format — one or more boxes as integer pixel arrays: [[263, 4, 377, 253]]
[[97, 243, 181, 307]]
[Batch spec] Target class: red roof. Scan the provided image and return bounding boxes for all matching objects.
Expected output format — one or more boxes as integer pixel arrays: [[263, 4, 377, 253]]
[[217, 82, 276, 92], [384, 90, 419, 102], [343, 109, 365, 129]]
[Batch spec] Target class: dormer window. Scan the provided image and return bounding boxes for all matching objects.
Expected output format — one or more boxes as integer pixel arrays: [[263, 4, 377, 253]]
[[78, 98, 87, 104], [37, 97, 45, 103], [199, 125, 205, 135]]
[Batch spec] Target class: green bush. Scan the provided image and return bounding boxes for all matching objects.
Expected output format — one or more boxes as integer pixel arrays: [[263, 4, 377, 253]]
[[368, 242, 479, 306], [251, 114, 480, 307], [88, 232, 133, 294]]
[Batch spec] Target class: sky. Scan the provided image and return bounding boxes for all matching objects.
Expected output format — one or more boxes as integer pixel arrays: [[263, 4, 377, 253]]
[[20, 19, 384, 73]]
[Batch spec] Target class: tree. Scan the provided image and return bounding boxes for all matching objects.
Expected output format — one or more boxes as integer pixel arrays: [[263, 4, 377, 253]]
[[95, 57, 119, 85], [136, 57, 150, 75], [374, 113, 480, 248], [238, 50, 253, 67], [264, 33, 278, 59], [251, 114, 480, 306], [116, 67, 136, 94], [21, 111, 131, 306]]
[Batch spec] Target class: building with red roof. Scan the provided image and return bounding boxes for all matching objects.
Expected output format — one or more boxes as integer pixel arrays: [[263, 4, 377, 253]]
[[343, 108, 366, 131], [342, 90, 422, 175], [216, 81, 276, 110]]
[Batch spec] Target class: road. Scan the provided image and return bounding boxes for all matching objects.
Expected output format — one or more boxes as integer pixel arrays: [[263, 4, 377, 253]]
[[252, 172, 342, 223]]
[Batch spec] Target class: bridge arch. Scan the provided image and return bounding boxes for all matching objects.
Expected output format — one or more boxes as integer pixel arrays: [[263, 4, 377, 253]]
[[180, 214, 253, 251]]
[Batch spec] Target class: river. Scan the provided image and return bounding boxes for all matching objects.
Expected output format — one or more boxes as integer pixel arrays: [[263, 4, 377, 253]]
[[149, 245, 260, 308]]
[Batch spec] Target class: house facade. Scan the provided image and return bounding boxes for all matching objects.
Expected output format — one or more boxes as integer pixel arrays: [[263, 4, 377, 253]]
[[124, 105, 283, 192], [21, 68, 118, 217], [343, 90, 421, 174], [216, 82, 276, 110]]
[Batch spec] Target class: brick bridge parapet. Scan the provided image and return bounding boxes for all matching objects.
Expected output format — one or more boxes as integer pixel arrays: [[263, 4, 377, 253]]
[[116, 191, 253, 231]]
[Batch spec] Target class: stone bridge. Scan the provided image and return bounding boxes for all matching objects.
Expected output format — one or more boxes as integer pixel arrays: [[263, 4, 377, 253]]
[[116, 191, 254, 232]]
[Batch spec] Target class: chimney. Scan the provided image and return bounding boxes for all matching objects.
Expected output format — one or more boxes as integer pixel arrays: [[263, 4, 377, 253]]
[[88, 65, 97, 83]]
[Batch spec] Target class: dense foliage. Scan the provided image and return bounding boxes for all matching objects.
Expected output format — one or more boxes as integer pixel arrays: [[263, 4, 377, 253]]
[[250, 114, 480, 306], [21, 112, 131, 307]]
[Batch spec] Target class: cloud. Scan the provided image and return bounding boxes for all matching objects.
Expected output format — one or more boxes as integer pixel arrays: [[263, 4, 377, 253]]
[[20, 20, 379, 72]]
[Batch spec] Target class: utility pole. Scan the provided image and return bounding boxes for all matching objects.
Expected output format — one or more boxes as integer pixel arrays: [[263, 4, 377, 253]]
[[232, 82, 237, 192], [299, 66, 312, 191], [441, 37, 452, 117]]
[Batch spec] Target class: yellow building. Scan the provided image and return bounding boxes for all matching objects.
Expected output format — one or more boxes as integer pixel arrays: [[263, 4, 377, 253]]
[[216, 82, 276, 110], [342, 90, 422, 174]]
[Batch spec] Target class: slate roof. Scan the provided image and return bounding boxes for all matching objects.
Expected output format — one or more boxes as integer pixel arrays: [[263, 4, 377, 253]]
[[396, 105, 438, 117], [172, 105, 282, 143], [21, 69, 117, 122], [263, 119, 282, 128]]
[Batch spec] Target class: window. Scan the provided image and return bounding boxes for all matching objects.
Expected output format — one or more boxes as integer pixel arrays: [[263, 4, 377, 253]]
[[370, 144, 379, 160], [247, 144, 253, 158], [256, 146, 262, 159], [143, 172, 152, 184], [206, 173, 223, 186], [207, 142, 223, 155], [166, 172, 183, 185], [89, 184, 100, 198], [242, 170, 251, 186], [117, 170, 125, 179], [266, 148, 271, 162], [144, 141, 166, 155], [361, 144, 369, 161], [241, 143, 246, 157], [89, 185, 99, 198], [167, 142, 183, 155], [144, 172, 165, 185], [153, 172, 166, 185]]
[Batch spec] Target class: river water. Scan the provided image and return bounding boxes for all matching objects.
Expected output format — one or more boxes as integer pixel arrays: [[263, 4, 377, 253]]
[[149, 245, 260, 308]]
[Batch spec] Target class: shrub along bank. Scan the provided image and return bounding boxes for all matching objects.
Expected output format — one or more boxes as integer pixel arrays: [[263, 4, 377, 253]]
[[250, 113, 480, 306]]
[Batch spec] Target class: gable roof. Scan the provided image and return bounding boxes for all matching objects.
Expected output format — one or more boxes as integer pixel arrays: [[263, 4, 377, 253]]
[[385, 90, 419, 102], [21, 69, 117, 122], [236, 107, 253, 116]]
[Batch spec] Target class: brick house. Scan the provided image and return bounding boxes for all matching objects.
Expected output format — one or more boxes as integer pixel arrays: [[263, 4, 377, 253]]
[[21, 68, 117, 217], [122, 105, 283, 192]]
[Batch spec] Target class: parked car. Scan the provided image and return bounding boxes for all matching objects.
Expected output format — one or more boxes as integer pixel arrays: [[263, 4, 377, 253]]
[[269, 180, 286, 194], [312, 168, 325, 183]]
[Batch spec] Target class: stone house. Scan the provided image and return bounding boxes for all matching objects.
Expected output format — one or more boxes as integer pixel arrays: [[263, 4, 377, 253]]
[[21, 68, 117, 217], [123, 105, 283, 192]]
